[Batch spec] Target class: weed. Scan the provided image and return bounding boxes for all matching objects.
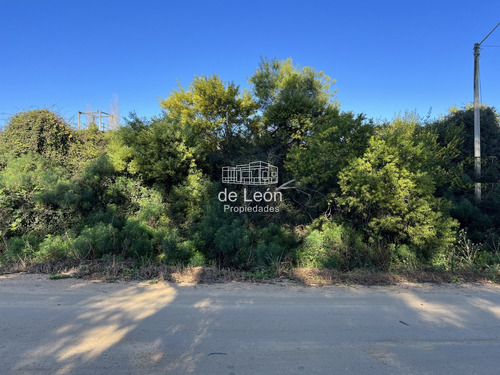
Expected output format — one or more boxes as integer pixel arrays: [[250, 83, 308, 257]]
[[48, 273, 71, 280], [244, 266, 276, 280], [452, 229, 481, 268], [486, 264, 500, 283], [123, 267, 137, 278]]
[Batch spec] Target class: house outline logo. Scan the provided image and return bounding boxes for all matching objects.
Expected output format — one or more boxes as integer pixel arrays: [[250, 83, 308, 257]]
[[222, 161, 278, 185]]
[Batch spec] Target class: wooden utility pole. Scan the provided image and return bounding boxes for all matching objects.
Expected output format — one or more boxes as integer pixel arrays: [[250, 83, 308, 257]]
[[473, 22, 500, 202], [474, 42, 481, 202]]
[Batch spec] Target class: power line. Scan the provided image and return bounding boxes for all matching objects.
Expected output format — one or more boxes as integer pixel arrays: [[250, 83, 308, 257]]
[[479, 22, 500, 46]]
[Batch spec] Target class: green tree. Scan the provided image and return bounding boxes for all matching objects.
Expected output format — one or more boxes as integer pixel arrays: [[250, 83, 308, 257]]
[[431, 106, 500, 242], [107, 113, 199, 189], [285, 109, 374, 213], [433, 106, 500, 170], [249, 57, 337, 155], [160, 74, 257, 151], [0, 109, 73, 162], [336, 115, 458, 262]]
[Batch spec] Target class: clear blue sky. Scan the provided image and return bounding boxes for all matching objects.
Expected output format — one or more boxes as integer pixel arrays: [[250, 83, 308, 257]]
[[1, 0, 499, 127]]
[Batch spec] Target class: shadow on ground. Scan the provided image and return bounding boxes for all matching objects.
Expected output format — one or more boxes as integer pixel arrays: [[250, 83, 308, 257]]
[[1, 274, 500, 374]]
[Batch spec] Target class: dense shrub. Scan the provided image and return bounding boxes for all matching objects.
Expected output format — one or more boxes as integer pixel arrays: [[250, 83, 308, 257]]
[[297, 218, 369, 270], [213, 218, 253, 267], [2, 65, 500, 275], [120, 219, 154, 258], [0, 153, 73, 240], [253, 223, 297, 267], [36, 234, 76, 262], [0, 109, 73, 161], [1, 234, 41, 263], [337, 117, 458, 264], [67, 124, 108, 173], [158, 229, 206, 266], [73, 223, 119, 259]]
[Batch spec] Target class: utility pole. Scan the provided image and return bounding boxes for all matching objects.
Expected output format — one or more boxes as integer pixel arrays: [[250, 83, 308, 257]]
[[473, 22, 500, 202], [474, 43, 481, 201]]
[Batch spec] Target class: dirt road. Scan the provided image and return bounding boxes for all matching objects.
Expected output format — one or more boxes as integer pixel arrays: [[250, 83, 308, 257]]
[[1, 274, 499, 374]]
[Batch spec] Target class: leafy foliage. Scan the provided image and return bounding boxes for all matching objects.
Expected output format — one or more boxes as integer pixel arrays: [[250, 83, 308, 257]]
[[107, 114, 198, 189], [0, 109, 73, 161], [67, 124, 108, 173], [160, 74, 257, 151], [249, 57, 336, 150], [297, 218, 369, 270], [1, 63, 500, 274], [336, 115, 458, 262]]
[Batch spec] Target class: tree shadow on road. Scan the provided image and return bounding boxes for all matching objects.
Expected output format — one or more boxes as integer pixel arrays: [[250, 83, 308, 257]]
[[3, 275, 224, 374], [3, 275, 500, 375]]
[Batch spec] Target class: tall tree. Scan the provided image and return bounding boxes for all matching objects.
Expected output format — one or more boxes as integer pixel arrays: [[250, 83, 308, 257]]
[[336, 115, 458, 261], [249, 57, 337, 155], [160, 74, 257, 152], [432, 105, 500, 185], [285, 109, 374, 209], [106, 114, 199, 190], [430, 106, 500, 242]]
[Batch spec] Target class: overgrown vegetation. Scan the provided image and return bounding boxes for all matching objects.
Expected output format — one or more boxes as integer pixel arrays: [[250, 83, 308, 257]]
[[1, 58, 500, 282]]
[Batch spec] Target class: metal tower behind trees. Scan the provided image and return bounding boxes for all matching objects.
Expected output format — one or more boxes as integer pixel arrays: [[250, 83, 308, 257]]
[[77, 110, 119, 131]]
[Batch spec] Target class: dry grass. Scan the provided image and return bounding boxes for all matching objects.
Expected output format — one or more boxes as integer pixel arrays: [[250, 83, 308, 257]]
[[0, 260, 495, 286], [0, 260, 247, 284], [290, 267, 492, 286]]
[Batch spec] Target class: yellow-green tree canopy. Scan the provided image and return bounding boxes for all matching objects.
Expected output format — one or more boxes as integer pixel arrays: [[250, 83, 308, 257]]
[[160, 74, 257, 151]]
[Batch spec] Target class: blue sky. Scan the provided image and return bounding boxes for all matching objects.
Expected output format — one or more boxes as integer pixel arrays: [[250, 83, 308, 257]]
[[1, 0, 499, 127]]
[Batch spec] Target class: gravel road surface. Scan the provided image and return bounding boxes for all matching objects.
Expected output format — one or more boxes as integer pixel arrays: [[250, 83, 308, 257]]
[[1, 274, 499, 374]]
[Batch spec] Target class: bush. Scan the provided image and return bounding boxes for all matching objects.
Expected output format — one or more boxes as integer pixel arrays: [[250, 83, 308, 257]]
[[0, 109, 73, 161], [336, 124, 459, 264], [188, 250, 207, 267], [0, 153, 72, 238], [107, 176, 169, 226], [297, 218, 369, 270], [106, 114, 197, 188], [1, 235, 40, 264], [195, 200, 297, 269], [120, 219, 154, 258], [449, 229, 481, 269], [253, 223, 297, 267], [73, 223, 119, 259], [36, 234, 76, 262], [168, 167, 211, 230], [392, 244, 418, 270], [194, 199, 235, 265], [67, 124, 108, 173], [214, 219, 252, 267], [158, 230, 206, 266]]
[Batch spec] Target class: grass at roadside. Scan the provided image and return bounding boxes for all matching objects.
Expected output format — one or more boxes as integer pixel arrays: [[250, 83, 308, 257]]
[[0, 259, 497, 286]]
